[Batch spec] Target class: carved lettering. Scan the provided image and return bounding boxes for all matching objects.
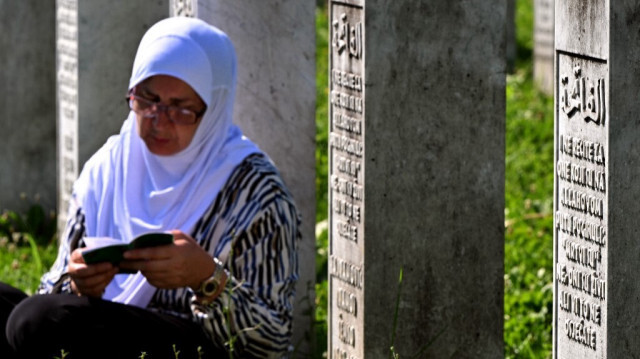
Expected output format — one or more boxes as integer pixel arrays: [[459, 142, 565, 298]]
[[332, 175, 364, 201], [333, 347, 360, 359], [333, 113, 362, 134], [565, 319, 597, 350], [560, 67, 606, 126], [555, 211, 606, 246], [330, 133, 364, 157], [338, 319, 356, 347], [331, 90, 363, 113], [64, 179, 74, 193], [332, 13, 362, 59], [337, 220, 358, 243], [330, 256, 363, 289], [337, 288, 358, 316], [562, 237, 601, 270], [559, 134, 606, 165], [332, 69, 363, 92], [556, 160, 606, 193], [558, 291, 601, 326], [171, 0, 196, 17], [333, 198, 361, 222], [557, 264, 606, 300], [559, 188, 604, 218], [336, 156, 361, 178]]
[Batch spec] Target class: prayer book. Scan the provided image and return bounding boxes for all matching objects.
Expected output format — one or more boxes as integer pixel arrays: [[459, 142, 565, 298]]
[[81, 233, 173, 273]]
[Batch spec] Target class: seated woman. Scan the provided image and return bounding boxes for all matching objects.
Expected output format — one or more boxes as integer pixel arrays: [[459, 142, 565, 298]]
[[0, 17, 299, 359]]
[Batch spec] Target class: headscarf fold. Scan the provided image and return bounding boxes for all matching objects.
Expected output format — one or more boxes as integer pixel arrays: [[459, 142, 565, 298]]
[[73, 17, 260, 307]]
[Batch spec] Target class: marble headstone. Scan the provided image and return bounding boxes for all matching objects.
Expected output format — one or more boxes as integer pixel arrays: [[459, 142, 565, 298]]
[[553, 0, 640, 357], [328, 0, 505, 357]]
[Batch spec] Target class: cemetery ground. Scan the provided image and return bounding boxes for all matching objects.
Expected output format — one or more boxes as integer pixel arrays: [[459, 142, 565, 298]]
[[1, 0, 552, 357]]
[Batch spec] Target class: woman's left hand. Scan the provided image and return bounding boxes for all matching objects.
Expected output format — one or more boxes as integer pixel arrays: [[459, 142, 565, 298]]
[[120, 230, 215, 290]]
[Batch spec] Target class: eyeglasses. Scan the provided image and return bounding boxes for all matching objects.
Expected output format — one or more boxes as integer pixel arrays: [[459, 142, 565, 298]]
[[126, 94, 206, 125]]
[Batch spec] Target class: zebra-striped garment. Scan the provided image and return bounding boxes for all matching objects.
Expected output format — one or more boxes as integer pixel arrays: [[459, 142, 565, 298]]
[[39, 154, 300, 358]]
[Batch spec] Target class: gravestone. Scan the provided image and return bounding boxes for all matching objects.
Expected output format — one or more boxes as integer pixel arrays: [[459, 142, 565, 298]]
[[57, 0, 315, 353], [553, 1, 640, 357], [534, 0, 554, 94], [196, 1, 317, 354], [0, 1, 56, 213], [56, 0, 169, 229], [328, 1, 505, 358]]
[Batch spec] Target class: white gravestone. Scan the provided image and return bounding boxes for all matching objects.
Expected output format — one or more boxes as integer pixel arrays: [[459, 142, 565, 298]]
[[553, 0, 640, 357]]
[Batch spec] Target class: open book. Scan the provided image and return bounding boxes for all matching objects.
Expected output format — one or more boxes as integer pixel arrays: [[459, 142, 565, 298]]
[[82, 232, 173, 273]]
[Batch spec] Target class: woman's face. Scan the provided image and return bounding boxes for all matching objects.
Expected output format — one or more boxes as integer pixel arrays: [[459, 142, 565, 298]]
[[133, 75, 206, 156]]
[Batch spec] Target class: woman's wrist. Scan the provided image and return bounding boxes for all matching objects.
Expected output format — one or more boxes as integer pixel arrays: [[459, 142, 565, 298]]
[[192, 257, 228, 305], [188, 252, 216, 290]]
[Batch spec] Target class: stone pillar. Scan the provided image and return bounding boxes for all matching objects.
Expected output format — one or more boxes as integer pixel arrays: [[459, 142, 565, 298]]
[[534, 0, 554, 94], [56, 0, 169, 229], [197, 2, 317, 354], [328, 1, 505, 358], [553, 1, 640, 357], [0, 1, 56, 213]]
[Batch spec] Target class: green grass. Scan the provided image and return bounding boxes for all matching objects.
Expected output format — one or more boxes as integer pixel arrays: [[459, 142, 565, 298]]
[[504, 1, 553, 357], [504, 63, 553, 359], [0, 202, 58, 295]]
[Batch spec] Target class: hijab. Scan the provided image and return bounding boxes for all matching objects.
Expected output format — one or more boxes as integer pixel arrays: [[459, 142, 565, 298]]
[[72, 17, 260, 307]]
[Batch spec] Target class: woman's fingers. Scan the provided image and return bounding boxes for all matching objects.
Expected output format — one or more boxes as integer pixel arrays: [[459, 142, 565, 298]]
[[71, 267, 118, 297], [69, 248, 118, 297]]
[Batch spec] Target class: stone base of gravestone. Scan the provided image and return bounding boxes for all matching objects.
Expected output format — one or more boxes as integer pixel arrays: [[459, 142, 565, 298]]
[[0, 1, 56, 213]]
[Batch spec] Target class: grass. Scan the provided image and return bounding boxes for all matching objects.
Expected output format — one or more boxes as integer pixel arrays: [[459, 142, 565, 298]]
[[2, 0, 553, 357]]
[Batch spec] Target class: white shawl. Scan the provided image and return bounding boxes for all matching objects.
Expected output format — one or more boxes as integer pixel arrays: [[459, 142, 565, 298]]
[[73, 17, 259, 307]]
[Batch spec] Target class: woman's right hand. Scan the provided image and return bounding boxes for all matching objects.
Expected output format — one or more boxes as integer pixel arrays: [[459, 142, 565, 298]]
[[68, 248, 119, 297]]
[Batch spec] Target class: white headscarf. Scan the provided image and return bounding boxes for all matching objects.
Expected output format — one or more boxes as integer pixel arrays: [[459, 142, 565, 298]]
[[73, 17, 260, 307]]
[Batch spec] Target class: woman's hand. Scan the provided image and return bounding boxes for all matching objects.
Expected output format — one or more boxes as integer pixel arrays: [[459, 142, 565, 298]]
[[119, 230, 215, 290], [68, 248, 119, 297]]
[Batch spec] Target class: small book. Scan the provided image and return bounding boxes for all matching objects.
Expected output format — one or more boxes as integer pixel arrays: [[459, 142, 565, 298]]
[[82, 232, 173, 273]]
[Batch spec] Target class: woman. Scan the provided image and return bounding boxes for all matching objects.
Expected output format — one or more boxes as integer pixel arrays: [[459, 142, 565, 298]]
[[0, 17, 299, 358]]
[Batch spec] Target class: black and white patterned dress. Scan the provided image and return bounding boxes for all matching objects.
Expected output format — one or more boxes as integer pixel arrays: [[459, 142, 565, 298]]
[[39, 154, 300, 358]]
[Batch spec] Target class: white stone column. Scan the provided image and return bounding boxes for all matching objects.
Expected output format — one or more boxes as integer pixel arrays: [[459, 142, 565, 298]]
[[553, 1, 640, 357]]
